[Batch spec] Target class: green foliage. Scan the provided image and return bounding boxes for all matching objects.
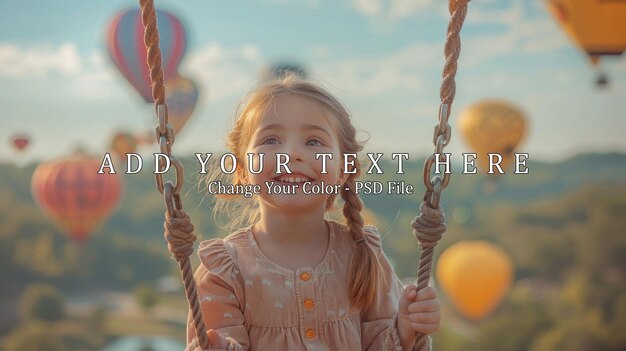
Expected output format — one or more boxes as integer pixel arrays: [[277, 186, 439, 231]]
[[18, 283, 65, 322], [2, 322, 64, 351], [1, 320, 105, 351], [133, 283, 158, 312], [1, 154, 626, 349]]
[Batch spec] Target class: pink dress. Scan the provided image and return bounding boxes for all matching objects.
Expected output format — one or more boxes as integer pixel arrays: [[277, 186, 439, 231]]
[[186, 219, 428, 350]]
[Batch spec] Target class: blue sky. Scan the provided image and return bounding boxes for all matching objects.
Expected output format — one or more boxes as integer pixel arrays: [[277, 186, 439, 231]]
[[1, 0, 625, 164]]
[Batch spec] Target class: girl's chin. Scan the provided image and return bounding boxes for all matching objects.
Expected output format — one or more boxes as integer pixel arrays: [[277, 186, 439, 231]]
[[260, 194, 329, 211]]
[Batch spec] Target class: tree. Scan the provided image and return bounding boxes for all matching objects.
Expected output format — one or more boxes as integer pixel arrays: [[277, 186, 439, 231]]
[[3, 322, 63, 351], [18, 283, 65, 322], [133, 283, 158, 313]]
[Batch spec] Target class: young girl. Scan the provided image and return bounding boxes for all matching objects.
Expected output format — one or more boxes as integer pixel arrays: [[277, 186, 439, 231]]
[[186, 75, 441, 351]]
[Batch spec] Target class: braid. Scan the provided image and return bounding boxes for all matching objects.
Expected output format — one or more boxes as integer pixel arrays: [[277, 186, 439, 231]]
[[342, 159, 381, 311]]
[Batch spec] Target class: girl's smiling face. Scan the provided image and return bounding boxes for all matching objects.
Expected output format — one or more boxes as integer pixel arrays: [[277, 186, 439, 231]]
[[243, 93, 345, 212]]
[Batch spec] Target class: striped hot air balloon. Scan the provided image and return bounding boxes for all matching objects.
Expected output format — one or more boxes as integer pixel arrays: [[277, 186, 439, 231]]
[[31, 152, 123, 242], [106, 7, 187, 103]]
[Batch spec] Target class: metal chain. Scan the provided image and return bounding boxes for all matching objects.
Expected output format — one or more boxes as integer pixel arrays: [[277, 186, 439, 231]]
[[138, 0, 208, 349], [421, 0, 469, 209], [413, 1, 470, 351]]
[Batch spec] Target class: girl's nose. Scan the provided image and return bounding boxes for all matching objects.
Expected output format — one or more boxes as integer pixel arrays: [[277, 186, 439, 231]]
[[284, 141, 304, 162]]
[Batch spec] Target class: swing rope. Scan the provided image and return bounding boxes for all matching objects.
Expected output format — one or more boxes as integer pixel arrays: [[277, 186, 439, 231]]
[[411, 1, 470, 350], [138, 0, 469, 349], [139, 0, 209, 349]]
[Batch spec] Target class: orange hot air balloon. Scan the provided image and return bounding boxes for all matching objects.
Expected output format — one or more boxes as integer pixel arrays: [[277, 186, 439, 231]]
[[436, 241, 514, 321], [545, 0, 626, 86], [135, 131, 156, 146], [31, 152, 123, 242], [458, 100, 527, 175], [11, 134, 30, 152], [110, 131, 138, 160], [165, 74, 199, 136]]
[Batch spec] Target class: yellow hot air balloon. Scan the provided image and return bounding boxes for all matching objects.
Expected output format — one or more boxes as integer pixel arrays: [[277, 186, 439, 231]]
[[458, 100, 527, 175], [110, 131, 138, 160], [165, 74, 199, 136], [545, 0, 626, 86], [437, 241, 513, 321]]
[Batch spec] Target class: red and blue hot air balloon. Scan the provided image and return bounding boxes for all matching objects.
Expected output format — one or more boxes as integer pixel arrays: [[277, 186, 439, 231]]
[[31, 152, 123, 243], [106, 7, 187, 103]]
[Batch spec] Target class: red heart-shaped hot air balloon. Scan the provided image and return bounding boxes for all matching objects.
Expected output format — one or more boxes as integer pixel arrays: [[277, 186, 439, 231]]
[[11, 134, 30, 151]]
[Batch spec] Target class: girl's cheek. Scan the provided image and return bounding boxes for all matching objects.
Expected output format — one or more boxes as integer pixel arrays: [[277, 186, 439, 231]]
[[248, 153, 278, 180]]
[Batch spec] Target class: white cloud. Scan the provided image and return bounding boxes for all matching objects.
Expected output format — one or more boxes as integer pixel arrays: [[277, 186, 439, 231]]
[[0, 42, 119, 100], [315, 40, 439, 96], [462, 17, 569, 67], [0, 42, 82, 77], [353, 0, 383, 17], [351, 0, 435, 20], [182, 42, 265, 102], [241, 44, 260, 61], [466, 0, 523, 25]]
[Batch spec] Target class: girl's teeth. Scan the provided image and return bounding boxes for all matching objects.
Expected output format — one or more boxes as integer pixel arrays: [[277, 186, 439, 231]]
[[278, 177, 309, 183]]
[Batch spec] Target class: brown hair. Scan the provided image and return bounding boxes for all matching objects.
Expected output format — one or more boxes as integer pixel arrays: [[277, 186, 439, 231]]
[[204, 74, 384, 310]]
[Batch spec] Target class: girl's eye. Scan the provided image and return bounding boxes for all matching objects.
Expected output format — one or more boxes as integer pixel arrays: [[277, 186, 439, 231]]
[[261, 137, 279, 145], [307, 138, 323, 146]]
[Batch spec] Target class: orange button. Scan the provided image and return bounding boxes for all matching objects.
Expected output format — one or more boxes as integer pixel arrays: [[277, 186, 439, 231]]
[[304, 299, 314, 310], [305, 329, 316, 339], [300, 272, 311, 281]]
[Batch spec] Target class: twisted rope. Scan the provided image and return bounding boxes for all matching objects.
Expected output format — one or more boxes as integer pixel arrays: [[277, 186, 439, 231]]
[[139, 0, 207, 349], [412, 203, 447, 291], [164, 211, 197, 261], [412, 1, 469, 350], [163, 210, 207, 349], [140, 0, 166, 106]]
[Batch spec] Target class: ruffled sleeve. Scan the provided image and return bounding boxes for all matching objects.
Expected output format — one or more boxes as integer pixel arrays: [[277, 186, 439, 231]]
[[360, 225, 431, 351], [185, 238, 249, 351]]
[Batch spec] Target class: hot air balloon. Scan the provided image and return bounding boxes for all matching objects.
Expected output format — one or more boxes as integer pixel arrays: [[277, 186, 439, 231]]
[[436, 241, 514, 321], [458, 100, 527, 175], [136, 130, 156, 146], [11, 134, 30, 152], [165, 74, 199, 136], [110, 131, 138, 160], [106, 7, 187, 103], [545, 0, 626, 86], [31, 152, 123, 242]]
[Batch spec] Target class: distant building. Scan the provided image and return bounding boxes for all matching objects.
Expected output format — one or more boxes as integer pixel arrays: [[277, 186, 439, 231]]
[[100, 336, 185, 351]]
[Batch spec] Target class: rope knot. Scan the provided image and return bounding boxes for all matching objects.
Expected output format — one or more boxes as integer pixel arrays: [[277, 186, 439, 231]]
[[164, 211, 197, 261], [411, 201, 446, 248]]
